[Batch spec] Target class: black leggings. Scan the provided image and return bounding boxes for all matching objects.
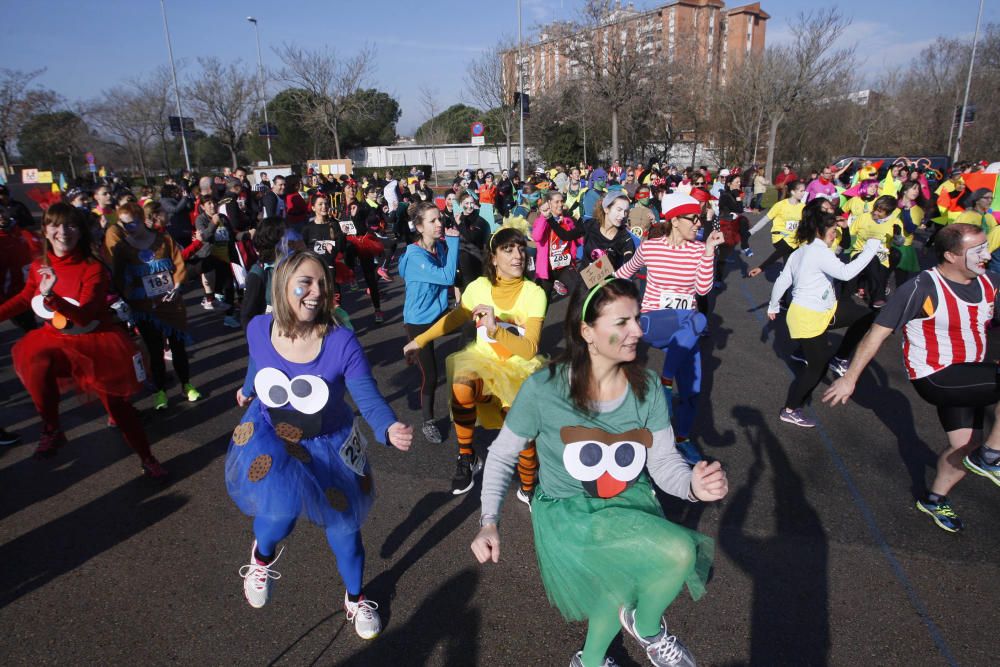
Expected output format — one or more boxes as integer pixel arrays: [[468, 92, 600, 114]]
[[912, 363, 1000, 432], [135, 319, 191, 390], [405, 322, 437, 420], [456, 254, 483, 291], [758, 239, 796, 272], [536, 266, 578, 304], [346, 244, 381, 310], [785, 298, 875, 409]]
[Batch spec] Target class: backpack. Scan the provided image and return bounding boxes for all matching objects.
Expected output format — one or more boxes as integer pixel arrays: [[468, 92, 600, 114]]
[[249, 261, 275, 312]]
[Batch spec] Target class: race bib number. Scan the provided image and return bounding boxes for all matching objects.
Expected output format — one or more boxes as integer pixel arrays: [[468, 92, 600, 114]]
[[339, 220, 357, 235], [784, 220, 799, 233], [658, 292, 695, 311], [133, 352, 147, 383], [313, 240, 332, 255], [339, 420, 369, 476], [550, 252, 571, 268], [142, 270, 174, 297]]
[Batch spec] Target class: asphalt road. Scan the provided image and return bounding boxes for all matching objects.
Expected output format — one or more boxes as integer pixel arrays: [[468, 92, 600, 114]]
[[0, 228, 995, 666]]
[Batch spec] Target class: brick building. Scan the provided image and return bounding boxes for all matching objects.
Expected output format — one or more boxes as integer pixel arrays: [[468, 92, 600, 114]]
[[502, 0, 769, 97]]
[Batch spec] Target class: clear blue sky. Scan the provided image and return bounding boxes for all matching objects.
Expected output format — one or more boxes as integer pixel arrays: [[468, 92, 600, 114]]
[[5, 0, 997, 136]]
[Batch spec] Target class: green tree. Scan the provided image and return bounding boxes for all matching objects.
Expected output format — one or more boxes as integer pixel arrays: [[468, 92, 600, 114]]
[[17, 110, 89, 175], [339, 88, 400, 150], [245, 88, 329, 165], [415, 104, 481, 144]]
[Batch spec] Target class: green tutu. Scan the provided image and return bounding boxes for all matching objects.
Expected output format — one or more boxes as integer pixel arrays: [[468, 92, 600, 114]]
[[530, 475, 714, 622], [894, 244, 920, 273]]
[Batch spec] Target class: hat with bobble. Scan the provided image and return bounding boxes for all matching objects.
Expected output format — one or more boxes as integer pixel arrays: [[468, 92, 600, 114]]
[[660, 192, 701, 220]]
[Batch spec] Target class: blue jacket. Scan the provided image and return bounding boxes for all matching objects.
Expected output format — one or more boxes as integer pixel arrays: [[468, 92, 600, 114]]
[[399, 235, 459, 324]]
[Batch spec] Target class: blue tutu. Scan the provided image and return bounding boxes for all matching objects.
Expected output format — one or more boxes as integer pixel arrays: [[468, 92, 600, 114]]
[[225, 399, 375, 535]]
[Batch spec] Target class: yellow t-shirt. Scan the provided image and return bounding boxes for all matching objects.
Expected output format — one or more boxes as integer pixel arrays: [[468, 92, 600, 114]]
[[844, 196, 872, 220], [768, 199, 805, 248], [461, 277, 547, 362], [851, 213, 895, 267], [895, 205, 922, 246], [952, 210, 996, 232], [988, 225, 1000, 254]]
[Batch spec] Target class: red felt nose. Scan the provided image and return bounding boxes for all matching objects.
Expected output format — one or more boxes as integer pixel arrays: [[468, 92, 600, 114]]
[[596, 471, 626, 498]]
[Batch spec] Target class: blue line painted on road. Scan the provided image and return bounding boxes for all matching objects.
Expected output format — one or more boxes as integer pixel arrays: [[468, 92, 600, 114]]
[[736, 281, 958, 667]]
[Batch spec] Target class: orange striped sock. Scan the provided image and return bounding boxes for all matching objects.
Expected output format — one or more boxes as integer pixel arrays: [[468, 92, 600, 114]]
[[452, 381, 479, 457], [517, 442, 538, 493]]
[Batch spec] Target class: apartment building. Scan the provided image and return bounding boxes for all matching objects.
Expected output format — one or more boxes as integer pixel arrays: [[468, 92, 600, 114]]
[[501, 0, 770, 97]]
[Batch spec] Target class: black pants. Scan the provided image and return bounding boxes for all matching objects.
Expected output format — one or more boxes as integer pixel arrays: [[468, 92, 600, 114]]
[[135, 319, 191, 391], [457, 254, 483, 291], [345, 244, 381, 310], [785, 298, 875, 409], [536, 266, 578, 304], [912, 363, 1000, 432], [852, 251, 899, 306], [379, 234, 398, 270], [404, 322, 437, 420]]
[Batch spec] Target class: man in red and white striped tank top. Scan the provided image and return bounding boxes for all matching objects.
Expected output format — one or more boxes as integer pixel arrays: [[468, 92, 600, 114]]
[[824, 223, 1000, 533], [616, 192, 724, 466]]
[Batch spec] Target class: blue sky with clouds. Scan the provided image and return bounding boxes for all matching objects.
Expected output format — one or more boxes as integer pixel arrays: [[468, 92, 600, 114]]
[[5, 0, 997, 136]]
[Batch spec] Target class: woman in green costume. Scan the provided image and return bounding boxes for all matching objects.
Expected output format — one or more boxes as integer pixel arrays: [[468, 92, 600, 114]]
[[471, 276, 728, 667]]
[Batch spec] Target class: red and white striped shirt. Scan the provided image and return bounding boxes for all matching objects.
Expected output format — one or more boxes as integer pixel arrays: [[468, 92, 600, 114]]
[[616, 237, 715, 313], [902, 268, 996, 379]]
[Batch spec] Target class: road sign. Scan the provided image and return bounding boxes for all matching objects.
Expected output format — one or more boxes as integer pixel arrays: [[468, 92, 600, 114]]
[[85, 152, 95, 165], [169, 116, 195, 135], [259, 123, 279, 137], [471, 136, 485, 146], [471, 121, 485, 137]]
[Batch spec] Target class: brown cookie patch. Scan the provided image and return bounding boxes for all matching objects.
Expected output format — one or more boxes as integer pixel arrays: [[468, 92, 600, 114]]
[[247, 454, 272, 482], [232, 422, 254, 446], [284, 440, 312, 464], [325, 488, 349, 512], [274, 422, 303, 444], [359, 474, 373, 495]]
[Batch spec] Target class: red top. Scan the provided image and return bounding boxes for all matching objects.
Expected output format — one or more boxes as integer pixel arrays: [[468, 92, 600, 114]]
[[0, 227, 42, 300], [0, 250, 114, 331], [478, 184, 497, 205]]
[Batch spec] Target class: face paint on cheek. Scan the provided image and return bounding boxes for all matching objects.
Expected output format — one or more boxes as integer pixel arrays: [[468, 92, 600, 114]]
[[966, 242, 990, 275], [294, 287, 305, 297], [609, 334, 620, 346]]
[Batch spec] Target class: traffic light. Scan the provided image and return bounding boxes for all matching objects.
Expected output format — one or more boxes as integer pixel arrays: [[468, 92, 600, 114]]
[[513, 92, 530, 115]]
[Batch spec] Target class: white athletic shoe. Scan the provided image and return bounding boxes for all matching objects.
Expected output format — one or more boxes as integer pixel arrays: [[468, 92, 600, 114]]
[[344, 592, 382, 639], [238, 541, 283, 609]]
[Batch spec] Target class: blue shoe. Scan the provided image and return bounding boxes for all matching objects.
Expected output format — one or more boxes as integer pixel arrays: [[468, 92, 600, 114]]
[[674, 439, 703, 465], [915, 498, 963, 533], [742, 247, 755, 258], [963, 449, 1000, 488], [779, 408, 816, 428]]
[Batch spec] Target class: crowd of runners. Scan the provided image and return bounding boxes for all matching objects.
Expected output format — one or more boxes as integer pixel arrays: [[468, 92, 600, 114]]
[[1, 155, 999, 667]]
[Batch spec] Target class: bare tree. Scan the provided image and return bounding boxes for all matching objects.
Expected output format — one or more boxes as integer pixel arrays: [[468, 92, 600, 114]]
[[88, 86, 159, 183], [759, 9, 855, 180], [275, 43, 375, 159], [418, 85, 447, 185], [552, 0, 653, 163], [0, 68, 58, 175], [465, 42, 516, 169], [187, 57, 257, 169], [132, 66, 177, 172]]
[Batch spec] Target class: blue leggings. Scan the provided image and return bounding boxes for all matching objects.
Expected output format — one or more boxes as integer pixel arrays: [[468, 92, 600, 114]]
[[253, 516, 365, 596], [640, 308, 706, 439]]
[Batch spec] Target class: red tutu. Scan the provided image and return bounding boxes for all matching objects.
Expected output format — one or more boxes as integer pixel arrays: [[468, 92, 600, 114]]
[[12, 325, 144, 400], [720, 217, 742, 248], [348, 233, 384, 259]]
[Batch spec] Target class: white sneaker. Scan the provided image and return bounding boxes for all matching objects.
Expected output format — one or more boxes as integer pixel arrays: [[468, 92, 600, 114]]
[[238, 541, 283, 609], [344, 592, 382, 639]]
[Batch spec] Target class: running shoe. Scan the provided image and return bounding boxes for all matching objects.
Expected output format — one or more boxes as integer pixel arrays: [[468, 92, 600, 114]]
[[570, 651, 619, 667], [789, 349, 808, 365], [915, 498, 963, 533], [516, 487, 534, 509], [674, 439, 703, 465], [779, 408, 816, 428], [742, 247, 754, 258], [373, 310, 385, 324], [239, 541, 283, 609], [163, 348, 173, 362], [34, 428, 67, 459], [619, 606, 696, 667], [827, 357, 850, 378], [107, 416, 118, 428], [553, 280, 568, 297], [141, 456, 169, 480], [200, 297, 215, 310], [344, 592, 382, 639], [377, 267, 393, 282], [963, 449, 1000, 488], [223, 315, 240, 328], [873, 299, 886, 309], [0, 428, 21, 446], [153, 390, 169, 411], [451, 453, 483, 495], [421, 420, 442, 444], [183, 383, 202, 403]]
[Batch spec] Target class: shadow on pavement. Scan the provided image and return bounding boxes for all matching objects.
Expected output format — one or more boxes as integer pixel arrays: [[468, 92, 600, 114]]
[[718, 405, 829, 666]]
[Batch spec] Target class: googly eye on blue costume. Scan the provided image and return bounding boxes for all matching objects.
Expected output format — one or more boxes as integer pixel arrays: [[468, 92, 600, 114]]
[[294, 286, 305, 297], [254, 367, 329, 414]]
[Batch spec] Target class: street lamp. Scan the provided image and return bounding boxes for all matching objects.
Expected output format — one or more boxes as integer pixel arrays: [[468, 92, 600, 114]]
[[159, 0, 191, 172], [247, 16, 274, 166]]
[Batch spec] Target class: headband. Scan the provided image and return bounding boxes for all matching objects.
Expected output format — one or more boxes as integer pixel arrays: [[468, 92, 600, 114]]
[[582, 276, 616, 319]]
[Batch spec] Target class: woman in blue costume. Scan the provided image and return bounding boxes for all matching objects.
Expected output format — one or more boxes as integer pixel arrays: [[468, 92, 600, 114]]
[[227, 250, 413, 639]]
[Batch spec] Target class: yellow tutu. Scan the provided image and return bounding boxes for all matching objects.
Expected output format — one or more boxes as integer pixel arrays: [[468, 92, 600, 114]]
[[446, 344, 545, 429]]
